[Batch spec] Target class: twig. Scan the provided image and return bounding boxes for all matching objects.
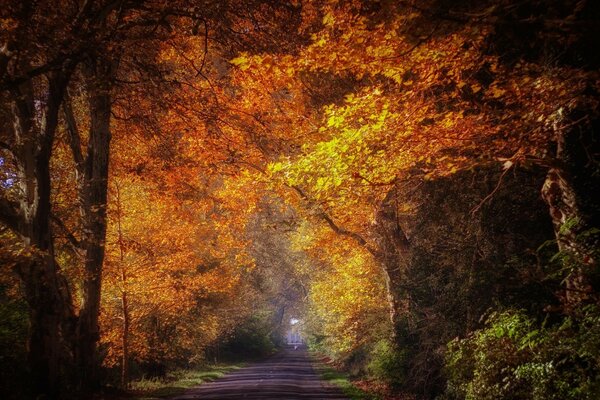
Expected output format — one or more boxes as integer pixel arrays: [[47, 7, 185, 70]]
[[470, 164, 511, 215]]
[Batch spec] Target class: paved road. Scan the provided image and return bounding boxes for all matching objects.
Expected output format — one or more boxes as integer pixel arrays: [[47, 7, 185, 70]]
[[170, 346, 348, 399]]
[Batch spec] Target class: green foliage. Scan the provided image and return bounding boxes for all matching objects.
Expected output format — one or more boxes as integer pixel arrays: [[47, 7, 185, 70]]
[[443, 307, 600, 400], [367, 339, 406, 388]]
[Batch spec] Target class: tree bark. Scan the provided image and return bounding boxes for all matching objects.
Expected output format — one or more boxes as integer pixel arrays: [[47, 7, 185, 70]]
[[541, 111, 600, 307], [374, 186, 411, 339], [75, 56, 115, 389], [121, 288, 130, 388], [1, 71, 74, 398]]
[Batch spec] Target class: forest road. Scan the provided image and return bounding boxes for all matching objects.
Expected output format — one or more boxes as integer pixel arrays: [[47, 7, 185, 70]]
[[169, 345, 348, 399]]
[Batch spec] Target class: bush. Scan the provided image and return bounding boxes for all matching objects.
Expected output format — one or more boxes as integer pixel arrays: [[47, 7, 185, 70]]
[[443, 307, 600, 400], [367, 338, 407, 388]]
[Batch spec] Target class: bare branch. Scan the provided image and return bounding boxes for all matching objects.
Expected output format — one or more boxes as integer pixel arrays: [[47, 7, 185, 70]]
[[470, 165, 511, 215]]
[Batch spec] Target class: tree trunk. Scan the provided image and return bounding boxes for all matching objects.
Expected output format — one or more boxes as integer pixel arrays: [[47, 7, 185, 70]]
[[76, 57, 114, 389], [374, 186, 411, 340], [4, 72, 74, 398], [121, 288, 130, 388], [541, 111, 600, 307], [114, 181, 130, 388], [21, 255, 68, 399]]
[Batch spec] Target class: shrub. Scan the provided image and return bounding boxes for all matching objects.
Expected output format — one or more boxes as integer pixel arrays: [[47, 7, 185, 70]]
[[367, 338, 407, 388], [443, 307, 600, 400]]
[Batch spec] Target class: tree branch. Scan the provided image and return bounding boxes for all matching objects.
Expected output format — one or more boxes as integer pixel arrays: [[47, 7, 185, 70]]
[[50, 213, 81, 249], [196, 20, 209, 76], [470, 164, 511, 215], [291, 185, 381, 258], [62, 90, 85, 175]]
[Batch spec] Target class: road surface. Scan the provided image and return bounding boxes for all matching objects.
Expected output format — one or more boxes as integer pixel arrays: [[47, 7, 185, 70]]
[[170, 346, 348, 399]]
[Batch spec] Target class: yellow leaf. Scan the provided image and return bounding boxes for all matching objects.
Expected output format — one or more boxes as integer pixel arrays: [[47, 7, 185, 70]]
[[490, 87, 506, 98], [230, 54, 250, 71], [323, 12, 335, 27]]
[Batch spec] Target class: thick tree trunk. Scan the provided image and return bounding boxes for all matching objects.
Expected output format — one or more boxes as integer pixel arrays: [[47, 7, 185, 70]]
[[4, 72, 74, 398], [20, 255, 67, 398], [374, 187, 410, 339], [541, 113, 600, 307], [76, 57, 114, 389]]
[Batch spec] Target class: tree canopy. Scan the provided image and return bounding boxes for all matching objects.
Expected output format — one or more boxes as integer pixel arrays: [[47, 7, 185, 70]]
[[1, 1, 599, 399]]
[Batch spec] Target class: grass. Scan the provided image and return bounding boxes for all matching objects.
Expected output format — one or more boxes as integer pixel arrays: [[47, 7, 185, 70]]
[[317, 364, 382, 400], [128, 363, 243, 399]]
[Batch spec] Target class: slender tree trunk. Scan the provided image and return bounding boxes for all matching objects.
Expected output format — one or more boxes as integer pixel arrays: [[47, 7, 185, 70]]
[[541, 112, 600, 307], [114, 181, 130, 388], [120, 288, 130, 388]]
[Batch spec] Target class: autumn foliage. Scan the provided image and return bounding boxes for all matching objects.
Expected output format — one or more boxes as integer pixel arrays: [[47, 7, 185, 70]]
[[1, 1, 599, 399]]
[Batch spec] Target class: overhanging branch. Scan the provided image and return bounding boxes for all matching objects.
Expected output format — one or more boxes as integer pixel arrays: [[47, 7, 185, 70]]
[[290, 185, 381, 258]]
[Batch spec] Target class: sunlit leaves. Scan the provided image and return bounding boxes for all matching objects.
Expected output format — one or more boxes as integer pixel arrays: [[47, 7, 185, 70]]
[[92, 0, 600, 376], [230, 53, 251, 71], [100, 174, 247, 367], [293, 224, 389, 356]]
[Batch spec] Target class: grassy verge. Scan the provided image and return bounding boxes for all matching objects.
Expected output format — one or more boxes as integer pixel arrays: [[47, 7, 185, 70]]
[[128, 363, 244, 399], [320, 367, 381, 400]]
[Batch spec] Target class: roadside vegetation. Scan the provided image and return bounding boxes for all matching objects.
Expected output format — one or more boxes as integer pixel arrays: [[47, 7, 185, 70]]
[[127, 364, 244, 400], [317, 362, 380, 400]]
